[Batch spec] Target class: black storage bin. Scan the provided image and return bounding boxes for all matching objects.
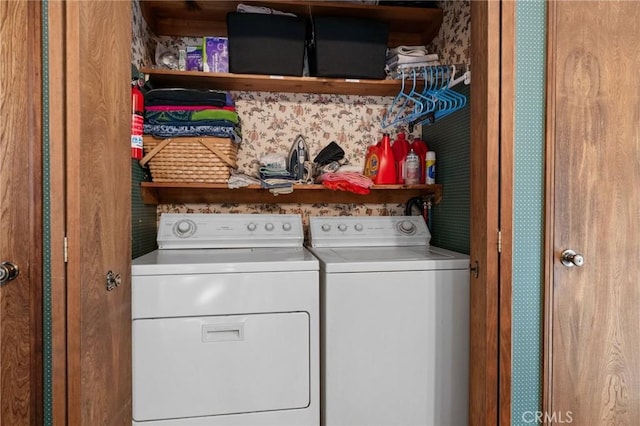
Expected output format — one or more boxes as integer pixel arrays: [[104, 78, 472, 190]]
[[227, 12, 306, 76], [309, 16, 389, 80]]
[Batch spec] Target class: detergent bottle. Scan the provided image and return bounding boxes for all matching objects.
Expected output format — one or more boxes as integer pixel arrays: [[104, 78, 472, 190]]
[[391, 132, 410, 183], [363, 138, 380, 180], [374, 133, 397, 184]]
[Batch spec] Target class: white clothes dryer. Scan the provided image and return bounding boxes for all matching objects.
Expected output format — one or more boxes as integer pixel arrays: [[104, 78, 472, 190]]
[[132, 213, 319, 426], [308, 215, 469, 426]]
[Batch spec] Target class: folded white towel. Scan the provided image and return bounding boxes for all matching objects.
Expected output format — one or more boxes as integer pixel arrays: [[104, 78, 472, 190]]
[[386, 53, 440, 66], [237, 3, 296, 17], [387, 45, 429, 57]]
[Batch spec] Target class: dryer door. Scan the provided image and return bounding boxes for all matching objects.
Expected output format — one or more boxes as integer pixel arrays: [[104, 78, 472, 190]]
[[132, 312, 310, 421]]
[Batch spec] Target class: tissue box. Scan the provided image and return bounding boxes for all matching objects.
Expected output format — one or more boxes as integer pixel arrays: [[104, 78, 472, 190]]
[[186, 46, 203, 71], [203, 37, 229, 73]]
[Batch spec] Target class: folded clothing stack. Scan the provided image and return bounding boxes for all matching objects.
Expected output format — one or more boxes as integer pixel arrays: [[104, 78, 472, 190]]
[[143, 88, 241, 143], [385, 45, 440, 77], [258, 153, 296, 189]]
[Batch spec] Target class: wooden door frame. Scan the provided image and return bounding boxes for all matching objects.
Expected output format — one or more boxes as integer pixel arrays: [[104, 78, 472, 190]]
[[542, 0, 556, 416], [47, 0, 68, 424], [40, 1, 516, 423], [469, 1, 514, 424], [499, 2, 515, 424]]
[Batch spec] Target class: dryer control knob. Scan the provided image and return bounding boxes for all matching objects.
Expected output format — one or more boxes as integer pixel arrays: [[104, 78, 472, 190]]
[[247, 222, 257, 231], [397, 220, 416, 235], [354, 223, 364, 232], [338, 224, 347, 232], [265, 223, 274, 231], [282, 223, 292, 231], [321, 224, 331, 232]]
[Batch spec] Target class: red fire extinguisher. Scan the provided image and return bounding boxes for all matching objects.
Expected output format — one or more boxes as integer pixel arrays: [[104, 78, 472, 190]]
[[131, 78, 144, 160]]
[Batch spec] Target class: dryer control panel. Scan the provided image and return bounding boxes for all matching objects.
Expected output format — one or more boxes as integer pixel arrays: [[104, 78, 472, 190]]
[[157, 213, 304, 249], [309, 216, 431, 247]]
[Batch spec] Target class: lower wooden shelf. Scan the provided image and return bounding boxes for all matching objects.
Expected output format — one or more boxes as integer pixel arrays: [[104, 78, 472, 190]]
[[140, 182, 443, 205]]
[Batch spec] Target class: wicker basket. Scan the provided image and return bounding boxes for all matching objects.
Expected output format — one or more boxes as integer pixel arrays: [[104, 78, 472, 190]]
[[140, 136, 238, 183]]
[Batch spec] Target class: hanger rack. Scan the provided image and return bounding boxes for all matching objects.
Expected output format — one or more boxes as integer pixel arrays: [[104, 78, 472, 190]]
[[382, 64, 470, 131]]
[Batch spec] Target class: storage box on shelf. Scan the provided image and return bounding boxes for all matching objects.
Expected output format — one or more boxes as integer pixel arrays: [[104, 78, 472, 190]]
[[309, 15, 389, 79], [140, 136, 238, 184], [227, 12, 307, 76]]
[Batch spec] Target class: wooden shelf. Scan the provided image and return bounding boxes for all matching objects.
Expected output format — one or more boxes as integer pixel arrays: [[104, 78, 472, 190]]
[[140, 182, 443, 205], [140, 0, 442, 46], [138, 0, 444, 206], [142, 68, 424, 96]]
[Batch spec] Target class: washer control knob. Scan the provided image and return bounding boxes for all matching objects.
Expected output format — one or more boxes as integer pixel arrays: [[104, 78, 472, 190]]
[[321, 224, 331, 232], [265, 223, 274, 231], [354, 223, 364, 232], [282, 222, 292, 231], [247, 222, 257, 231], [338, 224, 347, 232], [177, 221, 191, 233], [397, 220, 416, 235], [174, 219, 196, 238]]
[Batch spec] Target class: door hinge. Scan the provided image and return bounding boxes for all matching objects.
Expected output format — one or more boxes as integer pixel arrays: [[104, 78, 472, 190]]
[[64, 236, 68, 263], [497, 230, 502, 253]]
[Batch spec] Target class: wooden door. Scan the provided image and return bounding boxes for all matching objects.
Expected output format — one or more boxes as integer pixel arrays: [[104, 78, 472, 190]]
[[469, 1, 515, 424], [48, 1, 133, 424], [545, 1, 640, 423], [0, 1, 43, 424]]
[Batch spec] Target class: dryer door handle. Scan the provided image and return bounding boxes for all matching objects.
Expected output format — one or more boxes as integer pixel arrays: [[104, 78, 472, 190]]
[[202, 323, 245, 343]]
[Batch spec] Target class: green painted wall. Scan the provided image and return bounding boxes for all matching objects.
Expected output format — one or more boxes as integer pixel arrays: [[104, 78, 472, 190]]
[[131, 160, 157, 259], [422, 84, 470, 255], [512, 1, 546, 424]]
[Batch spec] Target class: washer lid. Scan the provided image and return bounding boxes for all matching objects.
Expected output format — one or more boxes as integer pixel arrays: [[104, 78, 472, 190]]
[[132, 247, 318, 275], [308, 245, 469, 273]]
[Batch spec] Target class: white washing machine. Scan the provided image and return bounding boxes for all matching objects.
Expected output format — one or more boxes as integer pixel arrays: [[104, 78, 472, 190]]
[[308, 215, 469, 426], [131, 213, 319, 426]]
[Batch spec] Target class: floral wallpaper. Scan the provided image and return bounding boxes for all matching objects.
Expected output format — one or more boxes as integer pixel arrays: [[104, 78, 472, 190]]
[[131, 0, 470, 222], [428, 0, 471, 66]]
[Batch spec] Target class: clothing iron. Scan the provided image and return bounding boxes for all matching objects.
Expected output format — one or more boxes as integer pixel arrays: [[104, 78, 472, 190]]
[[288, 135, 309, 180]]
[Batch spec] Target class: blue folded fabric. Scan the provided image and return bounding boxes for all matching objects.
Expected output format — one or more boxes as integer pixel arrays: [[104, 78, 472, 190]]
[[143, 124, 241, 143]]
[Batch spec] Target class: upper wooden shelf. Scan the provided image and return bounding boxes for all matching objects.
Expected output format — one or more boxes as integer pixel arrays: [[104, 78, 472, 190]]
[[140, 182, 443, 205], [142, 68, 423, 96], [139, 0, 443, 47]]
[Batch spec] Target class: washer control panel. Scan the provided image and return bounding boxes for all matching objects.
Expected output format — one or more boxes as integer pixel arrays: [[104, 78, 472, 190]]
[[308, 216, 431, 247], [157, 213, 304, 249]]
